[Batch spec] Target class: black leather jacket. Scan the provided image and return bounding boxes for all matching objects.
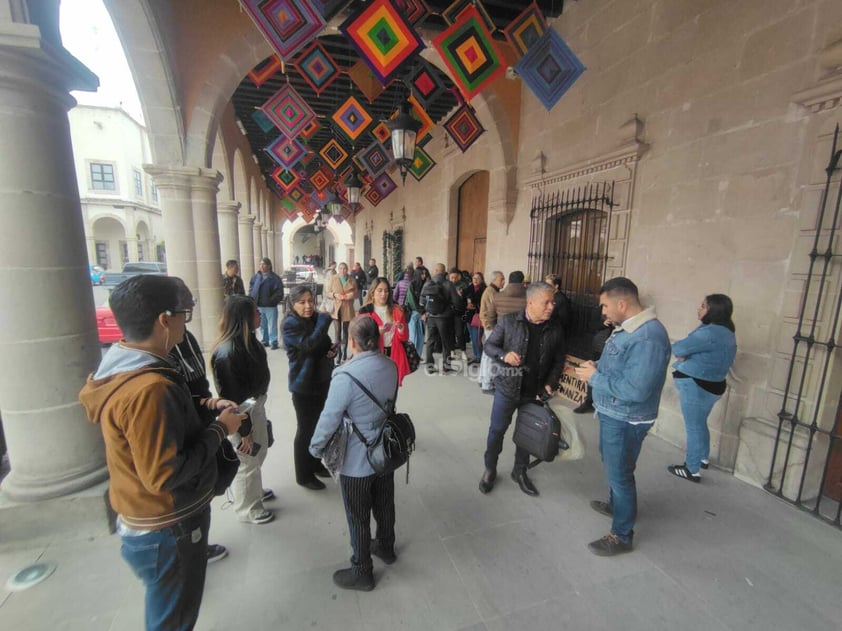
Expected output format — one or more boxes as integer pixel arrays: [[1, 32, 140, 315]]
[[484, 310, 566, 399], [211, 334, 270, 411]]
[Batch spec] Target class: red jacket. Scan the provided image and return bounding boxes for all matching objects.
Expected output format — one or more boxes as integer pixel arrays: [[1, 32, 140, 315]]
[[359, 304, 410, 385]]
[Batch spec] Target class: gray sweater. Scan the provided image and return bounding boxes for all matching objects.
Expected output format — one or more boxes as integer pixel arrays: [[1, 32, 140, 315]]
[[309, 351, 399, 477]]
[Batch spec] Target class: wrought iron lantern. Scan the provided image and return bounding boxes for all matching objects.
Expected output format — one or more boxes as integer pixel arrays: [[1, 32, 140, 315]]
[[386, 99, 421, 184]]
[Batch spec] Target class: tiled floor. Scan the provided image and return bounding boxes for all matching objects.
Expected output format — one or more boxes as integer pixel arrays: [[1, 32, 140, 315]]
[[1, 350, 841, 630]]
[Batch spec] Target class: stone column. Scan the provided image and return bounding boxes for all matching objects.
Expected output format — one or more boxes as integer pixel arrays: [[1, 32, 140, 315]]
[[253, 220, 263, 263], [261, 226, 269, 264], [217, 200, 241, 266], [0, 21, 108, 500], [238, 213, 255, 281], [189, 170, 224, 348], [144, 166, 223, 349], [86, 235, 97, 265]]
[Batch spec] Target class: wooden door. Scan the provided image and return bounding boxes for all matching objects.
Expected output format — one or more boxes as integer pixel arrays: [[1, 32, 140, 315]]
[[472, 238, 486, 277], [456, 171, 489, 272], [823, 401, 842, 501]]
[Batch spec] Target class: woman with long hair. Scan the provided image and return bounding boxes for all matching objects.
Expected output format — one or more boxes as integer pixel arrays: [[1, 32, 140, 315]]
[[211, 295, 274, 524], [359, 276, 411, 386], [326, 262, 358, 363], [463, 272, 487, 364], [309, 316, 399, 591], [668, 294, 737, 482], [282, 284, 336, 490]]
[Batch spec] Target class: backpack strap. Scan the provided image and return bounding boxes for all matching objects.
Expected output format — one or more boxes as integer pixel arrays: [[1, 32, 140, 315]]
[[341, 369, 398, 447]]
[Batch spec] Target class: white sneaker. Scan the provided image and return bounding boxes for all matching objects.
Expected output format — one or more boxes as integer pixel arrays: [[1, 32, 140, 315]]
[[241, 509, 274, 525]]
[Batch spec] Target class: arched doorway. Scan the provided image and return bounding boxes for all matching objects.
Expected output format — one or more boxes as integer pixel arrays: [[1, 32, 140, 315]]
[[456, 171, 489, 273], [91, 216, 127, 270]]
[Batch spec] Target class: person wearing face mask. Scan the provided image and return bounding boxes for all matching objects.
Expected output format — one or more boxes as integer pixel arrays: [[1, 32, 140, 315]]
[[359, 276, 410, 386], [211, 296, 274, 525], [309, 316, 399, 592], [326, 262, 358, 363], [479, 282, 566, 498], [282, 285, 337, 490]]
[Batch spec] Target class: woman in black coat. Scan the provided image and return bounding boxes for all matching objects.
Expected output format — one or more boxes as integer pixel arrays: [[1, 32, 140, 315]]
[[211, 295, 274, 525], [282, 284, 337, 490]]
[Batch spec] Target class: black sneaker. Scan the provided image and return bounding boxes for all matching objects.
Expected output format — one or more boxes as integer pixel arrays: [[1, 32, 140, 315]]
[[207, 544, 228, 564], [589, 500, 613, 517], [262, 341, 270, 347], [271, 342, 279, 350], [332, 567, 374, 591], [700, 460, 710, 470], [262, 488, 275, 501], [667, 463, 701, 483], [588, 533, 633, 557], [371, 540, 397, 565]]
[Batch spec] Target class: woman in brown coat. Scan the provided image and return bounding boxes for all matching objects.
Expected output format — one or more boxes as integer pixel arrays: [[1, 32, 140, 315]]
[[327, 262, 358, 362]]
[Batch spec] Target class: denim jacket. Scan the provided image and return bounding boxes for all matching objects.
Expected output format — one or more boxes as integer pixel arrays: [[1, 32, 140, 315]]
[[672, 324, 736, 382], [590, 308, 671, 422], [309, 351, 398, 478]]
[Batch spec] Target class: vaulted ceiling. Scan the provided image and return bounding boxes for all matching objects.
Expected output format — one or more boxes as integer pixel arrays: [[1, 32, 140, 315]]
[[230, 1, 565, 209]]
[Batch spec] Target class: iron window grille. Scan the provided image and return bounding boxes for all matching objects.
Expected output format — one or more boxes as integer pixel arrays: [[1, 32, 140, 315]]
[[527, 182, 615, 358]]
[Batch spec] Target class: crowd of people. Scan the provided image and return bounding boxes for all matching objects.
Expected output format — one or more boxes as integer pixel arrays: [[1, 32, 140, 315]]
[[79, 256, 737, 628]]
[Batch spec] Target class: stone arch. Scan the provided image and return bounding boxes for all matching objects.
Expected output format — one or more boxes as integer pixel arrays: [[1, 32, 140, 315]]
[[283, 216, 352, 268], [135, 219, 152, 261], [91, 215, 128, 270], [211, 130, 231, 199], [104, 0, 185, 166]]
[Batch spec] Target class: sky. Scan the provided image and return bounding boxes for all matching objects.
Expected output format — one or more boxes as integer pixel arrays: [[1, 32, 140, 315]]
[[59, 0, 145, 125]]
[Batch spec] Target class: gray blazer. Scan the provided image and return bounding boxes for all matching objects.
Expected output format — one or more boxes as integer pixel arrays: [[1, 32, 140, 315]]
[[309, 351, 399, 478]]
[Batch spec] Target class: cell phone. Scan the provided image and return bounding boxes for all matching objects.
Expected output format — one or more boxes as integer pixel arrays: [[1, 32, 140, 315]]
[[249, 442, 262, 457], [236, 397, 257, 414], [539, 390, 554, 403]]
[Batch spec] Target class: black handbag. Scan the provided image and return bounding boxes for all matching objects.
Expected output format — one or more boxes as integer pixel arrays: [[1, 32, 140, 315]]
[[512, 400, 569, 469], [402, 340, 421, 373], [344, 373, 416, 483]]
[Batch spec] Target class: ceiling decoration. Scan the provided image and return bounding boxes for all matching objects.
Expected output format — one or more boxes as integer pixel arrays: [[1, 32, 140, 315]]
[[515, 28, 585, 111], [432, 6, 506, 101], [231, 1, 569, 216], [443, 103, 484, 152], [340, 0, 425, 85], [504, 2, 547, 57], [240, 0, 326, 60]]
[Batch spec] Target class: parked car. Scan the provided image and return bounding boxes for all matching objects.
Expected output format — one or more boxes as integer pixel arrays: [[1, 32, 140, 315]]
[[89, 264, 106, 285], [96, 289, 122, 345], [103, 261, 168, 286]]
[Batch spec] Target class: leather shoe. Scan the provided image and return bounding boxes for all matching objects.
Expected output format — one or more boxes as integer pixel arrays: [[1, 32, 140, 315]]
[[299, 478, 326, 491], [478, 469, 497, 494], [511, 469, 539, 496], [313, 466, 332, 479]]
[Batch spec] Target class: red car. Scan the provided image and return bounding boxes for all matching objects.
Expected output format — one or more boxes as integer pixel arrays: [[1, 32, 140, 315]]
[[96, 292, 122, 344]]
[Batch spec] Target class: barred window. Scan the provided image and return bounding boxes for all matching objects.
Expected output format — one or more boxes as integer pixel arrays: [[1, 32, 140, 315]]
[[90, 163, 115, 191], [528, 182, 614, 357]]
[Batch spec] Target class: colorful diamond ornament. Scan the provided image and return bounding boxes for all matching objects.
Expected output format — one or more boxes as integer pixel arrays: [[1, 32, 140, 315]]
[[443, 104, 485, 152], [514, 29, 586, 111], [332, 96, 373, 142], [432, 6, 506, 101], [266, 135, 307, 168], [319, 138, 349, 171], [240, 0, 326, 61], [409, 145, 435, 181], [294, 40, 340, 95], [261, 83, 316, 138], [340, 0, 425, 85], [357, 141, 392, 178], [504, 2, 547, 57]]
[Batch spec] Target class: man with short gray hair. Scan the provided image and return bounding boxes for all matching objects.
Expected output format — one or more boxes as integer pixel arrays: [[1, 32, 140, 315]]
[[480, 281, 566, 497]]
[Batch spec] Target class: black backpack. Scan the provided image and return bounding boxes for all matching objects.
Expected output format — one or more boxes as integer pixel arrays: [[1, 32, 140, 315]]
[[421, 279, 447, 316]]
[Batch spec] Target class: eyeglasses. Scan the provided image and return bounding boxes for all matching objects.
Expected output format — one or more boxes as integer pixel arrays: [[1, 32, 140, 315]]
[[166, 309, 193, 323]]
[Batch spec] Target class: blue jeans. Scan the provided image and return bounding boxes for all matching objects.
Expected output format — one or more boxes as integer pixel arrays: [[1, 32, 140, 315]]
[[469, 325, 482, 359], [484, 391, 530, 471], [258, 306, 278, 345], [674, 377, 721, 473], [409, 310, 424, 354], [119, 507, 210, 631], [598, 414, 651, 543]]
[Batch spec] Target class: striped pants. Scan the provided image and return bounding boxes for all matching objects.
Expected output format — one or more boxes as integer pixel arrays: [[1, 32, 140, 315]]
[[339, 472, 395, 573]]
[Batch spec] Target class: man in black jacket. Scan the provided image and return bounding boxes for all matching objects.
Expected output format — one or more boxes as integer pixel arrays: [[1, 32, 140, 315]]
[[480, 281, 566, 497], [421, 263, 456, 374], [249, 258, 284, 349]]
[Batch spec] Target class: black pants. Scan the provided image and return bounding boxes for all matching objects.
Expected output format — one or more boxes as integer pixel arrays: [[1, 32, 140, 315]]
[[334, 317, 350, 362], [292, 392, 327, 484], [452, 315, 466, 350], [425, 316, 453, 367], [340, 473, 395, 573]]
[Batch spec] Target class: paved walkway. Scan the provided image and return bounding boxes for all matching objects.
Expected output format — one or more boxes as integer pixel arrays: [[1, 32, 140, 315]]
[[1, 350, 841, 630]]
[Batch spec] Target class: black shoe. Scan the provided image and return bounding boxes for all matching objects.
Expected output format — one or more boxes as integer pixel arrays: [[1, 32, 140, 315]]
[[299, 478, 326, 491], [667, 463, 701, 483], [573, 401, 594, 414], [206, 544, 228, 564], [700, 460, 710, 470], [314, 466, 332, 479], [262, 488, 275, 502], [332, 567, 374, 591], [590, 500, 613, 517], [587, 533, 633, 557], [425, 364, 438, 375], [262, 341, 270, 347], [481, 388, 495, 395], [441, 365, 456, 374], [371, 540, 397, 565], [271, 342, 279, 350], [511, 469, 539, 496], [478, 469, 497, 495]]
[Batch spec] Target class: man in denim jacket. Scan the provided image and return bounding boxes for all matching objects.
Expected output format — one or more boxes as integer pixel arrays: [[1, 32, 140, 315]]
[[575, 277, 670, 557]]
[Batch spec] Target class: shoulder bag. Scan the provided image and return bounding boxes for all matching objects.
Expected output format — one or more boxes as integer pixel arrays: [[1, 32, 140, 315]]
[[344, 373, 416, 483]]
